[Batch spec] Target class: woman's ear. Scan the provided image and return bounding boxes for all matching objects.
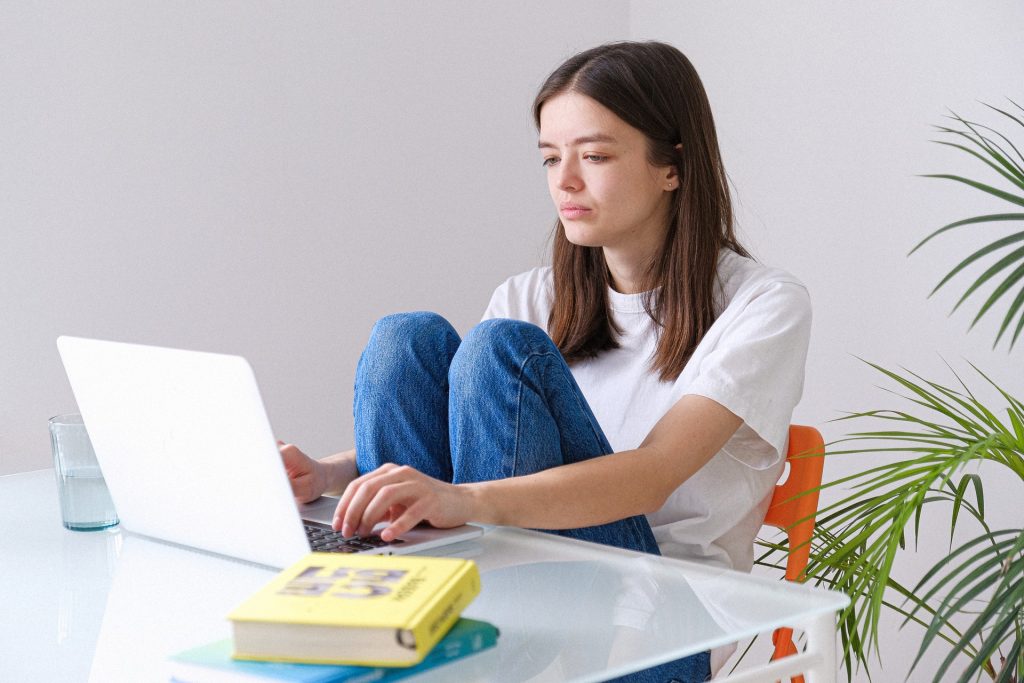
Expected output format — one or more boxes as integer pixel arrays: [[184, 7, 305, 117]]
[[665, 145, 683, 190], [663, 145, 679, 191]]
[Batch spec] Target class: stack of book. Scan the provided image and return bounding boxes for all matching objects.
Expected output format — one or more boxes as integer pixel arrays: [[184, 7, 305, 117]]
[[168, 552, 497, 682]]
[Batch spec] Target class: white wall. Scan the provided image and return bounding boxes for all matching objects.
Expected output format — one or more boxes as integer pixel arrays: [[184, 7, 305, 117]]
[[4, 2, 1022, 680], [630, 1, 1024, 680], [1, 1, 629, 474]]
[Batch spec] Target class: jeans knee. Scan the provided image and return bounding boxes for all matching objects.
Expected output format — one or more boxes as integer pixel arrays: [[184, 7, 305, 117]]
[[368, 312, 457, 350], [450, 318, 554, 387], [467, 318, 550, 348], [361, 312, 459, 379]]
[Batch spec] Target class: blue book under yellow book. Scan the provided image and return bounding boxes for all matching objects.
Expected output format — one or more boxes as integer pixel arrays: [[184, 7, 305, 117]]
[[168, 618, 499, 683]]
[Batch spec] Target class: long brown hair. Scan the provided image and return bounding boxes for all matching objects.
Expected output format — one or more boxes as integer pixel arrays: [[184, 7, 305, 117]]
[[533, 41, 749, 382]]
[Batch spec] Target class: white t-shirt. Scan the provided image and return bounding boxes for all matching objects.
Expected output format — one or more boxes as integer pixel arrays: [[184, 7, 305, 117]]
[[480, 248, 812, 573]]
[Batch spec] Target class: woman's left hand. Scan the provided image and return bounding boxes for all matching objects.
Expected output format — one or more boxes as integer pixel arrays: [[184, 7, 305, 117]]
[[332, 464, 477, 542]]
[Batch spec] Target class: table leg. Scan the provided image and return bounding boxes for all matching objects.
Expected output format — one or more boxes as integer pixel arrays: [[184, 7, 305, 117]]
[[803, 611, 838, 683], [715, 612, 838, 683]]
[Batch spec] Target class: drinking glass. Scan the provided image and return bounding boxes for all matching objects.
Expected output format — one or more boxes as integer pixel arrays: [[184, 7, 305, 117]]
[[49, 414, 119, 531]]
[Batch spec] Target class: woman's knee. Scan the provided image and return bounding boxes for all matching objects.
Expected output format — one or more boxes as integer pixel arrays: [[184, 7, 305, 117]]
[[360, 312, 459, 378], [369, 312, 457, 346], [449, 318, 555, 384], [466, 318, 552, 349]]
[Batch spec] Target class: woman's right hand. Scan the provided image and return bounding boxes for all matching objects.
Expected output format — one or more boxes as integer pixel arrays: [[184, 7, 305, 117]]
[[277, 441, 328, 503]]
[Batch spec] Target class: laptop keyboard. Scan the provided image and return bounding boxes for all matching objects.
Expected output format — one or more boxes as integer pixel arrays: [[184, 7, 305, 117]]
[[303, 521, 405, 554]]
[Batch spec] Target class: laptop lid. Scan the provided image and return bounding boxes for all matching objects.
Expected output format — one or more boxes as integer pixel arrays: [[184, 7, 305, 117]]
[[56, 336, 480, 568]]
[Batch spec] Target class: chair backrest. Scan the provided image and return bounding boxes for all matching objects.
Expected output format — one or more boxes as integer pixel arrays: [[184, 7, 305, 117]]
[[763, 424, 826, 676], [764, 424, 825, 582]]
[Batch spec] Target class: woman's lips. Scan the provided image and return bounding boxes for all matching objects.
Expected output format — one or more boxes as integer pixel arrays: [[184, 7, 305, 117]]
[[559, 204, 592, 220]]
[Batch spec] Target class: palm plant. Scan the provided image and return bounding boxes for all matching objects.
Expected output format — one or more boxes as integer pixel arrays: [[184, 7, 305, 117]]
[[911, 100, 1024, 347], [755, 100, 1024, 682]]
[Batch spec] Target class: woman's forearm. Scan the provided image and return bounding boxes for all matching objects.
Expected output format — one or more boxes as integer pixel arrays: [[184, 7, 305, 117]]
[[320, 448, 359, 497], [461, 394, 743, 530], [463, 446, 676, 529]]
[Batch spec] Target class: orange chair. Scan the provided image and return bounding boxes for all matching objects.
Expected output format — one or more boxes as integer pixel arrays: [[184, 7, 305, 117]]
[[762, 425, 826, 683]]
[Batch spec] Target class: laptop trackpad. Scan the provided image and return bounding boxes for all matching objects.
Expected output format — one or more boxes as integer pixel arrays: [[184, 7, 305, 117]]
[[297, 495, 340, 525]]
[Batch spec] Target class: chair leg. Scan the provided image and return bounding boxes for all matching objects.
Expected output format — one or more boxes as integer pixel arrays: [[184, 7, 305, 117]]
[[771, 627, 804, 683]]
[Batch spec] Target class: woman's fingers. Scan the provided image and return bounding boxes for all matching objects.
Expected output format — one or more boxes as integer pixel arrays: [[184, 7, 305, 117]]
[[334, 465, 435, 538], [333, 464, 401, 535], [386, 504, 405, 522], [381, 503, 428, 542], [359, 481, 422, 538], [278, 441, 318, 502], [331, 464, 473, 541]]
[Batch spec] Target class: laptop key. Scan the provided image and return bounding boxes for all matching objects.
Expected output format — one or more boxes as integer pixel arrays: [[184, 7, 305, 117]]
[[304, 523, 408, 553], [344, 541, 373, 550]]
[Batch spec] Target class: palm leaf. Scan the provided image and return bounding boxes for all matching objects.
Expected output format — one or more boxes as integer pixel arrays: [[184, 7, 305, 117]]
[[927, 232, 1024, 297], [1011, 307, 1024, 349], [921, 173, 1024, 208], [962, 259, 1024, 327], [994, 637, 1021, 683], [917, 103, 1024, 350], [948, 474, 987, 546], [909, 214, 1024, 255], [996, 284, 1024, 348], [929, 138, 1024, 189], [958, 112, 1024, 173], [804, 362, 1024, 680], [941, 109, 1024, 186], [981, 98, 1024, 139], [911, 529, 1024, 681]]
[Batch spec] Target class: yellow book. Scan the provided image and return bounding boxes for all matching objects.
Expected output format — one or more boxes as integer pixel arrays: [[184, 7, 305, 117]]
[[227, 552, 481, 668]]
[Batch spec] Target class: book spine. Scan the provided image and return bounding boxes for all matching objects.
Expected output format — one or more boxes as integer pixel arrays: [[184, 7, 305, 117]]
[[381, 620, 498, 682], [403, 564, 482, 659]]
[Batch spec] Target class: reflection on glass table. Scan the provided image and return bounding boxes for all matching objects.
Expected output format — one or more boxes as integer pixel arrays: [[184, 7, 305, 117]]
[[0, 470, 847, 682]]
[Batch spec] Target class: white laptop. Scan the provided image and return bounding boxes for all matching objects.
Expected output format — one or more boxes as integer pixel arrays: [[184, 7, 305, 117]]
[[56, 336, 483, 569]]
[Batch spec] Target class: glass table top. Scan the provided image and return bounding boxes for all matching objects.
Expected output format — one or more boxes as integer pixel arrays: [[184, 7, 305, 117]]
[[0, 469, 846, 682]]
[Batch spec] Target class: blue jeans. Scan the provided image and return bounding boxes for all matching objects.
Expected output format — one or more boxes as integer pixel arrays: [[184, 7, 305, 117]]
[[354, 312, 712, 683]]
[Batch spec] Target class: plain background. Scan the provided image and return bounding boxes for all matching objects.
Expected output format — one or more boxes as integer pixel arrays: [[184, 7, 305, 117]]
[[3, 2, 1022, 680]]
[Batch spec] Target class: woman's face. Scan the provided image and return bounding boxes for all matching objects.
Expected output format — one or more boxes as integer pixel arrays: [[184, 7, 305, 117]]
[[538, 92, 677, 253]]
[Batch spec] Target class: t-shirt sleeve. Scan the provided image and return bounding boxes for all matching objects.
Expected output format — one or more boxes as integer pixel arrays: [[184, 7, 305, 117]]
[[684, 279, 812, 469], [480, 278, 511, 322], [479, 268, 553, 327]]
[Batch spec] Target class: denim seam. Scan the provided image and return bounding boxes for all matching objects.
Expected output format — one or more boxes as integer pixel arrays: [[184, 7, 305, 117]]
[[511, 350, 609, 476]]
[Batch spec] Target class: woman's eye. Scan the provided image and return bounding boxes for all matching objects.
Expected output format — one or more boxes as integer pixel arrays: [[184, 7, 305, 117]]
[[542, 157, 559, 167], [583, 154, 608, 162]]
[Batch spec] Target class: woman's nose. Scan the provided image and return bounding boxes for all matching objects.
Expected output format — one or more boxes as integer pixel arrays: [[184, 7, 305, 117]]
[[555, 159, 582, 192]]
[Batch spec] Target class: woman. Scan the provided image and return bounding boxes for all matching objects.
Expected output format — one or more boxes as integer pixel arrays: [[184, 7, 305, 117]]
[[281, 41, 811, 681]]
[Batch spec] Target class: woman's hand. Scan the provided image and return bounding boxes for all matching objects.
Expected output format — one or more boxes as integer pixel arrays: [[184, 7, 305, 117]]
[[332, 464, 478, 542], [278, 441, 328, 504]]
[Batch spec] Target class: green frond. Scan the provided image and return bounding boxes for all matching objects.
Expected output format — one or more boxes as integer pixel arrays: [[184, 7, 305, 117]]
[[981, 99, 1024, 138], [1011, 306, 1024, 349], [947, 111, 1024, 187], [951, 244, 1024, 314], [921, 173, 1024, 208], [919, 103, 1024, 350], [994, 285, 1024, 349], [810, 361, 1023, 679], [928, 232, 1024, 297], [929, 139, 1024, 190], [949, 474, 986, 546], [963, 107, 1024, 168], [993, 637, 1021, 683], [967, 260, 1024, 331], [908, 214, 1024, 256]]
